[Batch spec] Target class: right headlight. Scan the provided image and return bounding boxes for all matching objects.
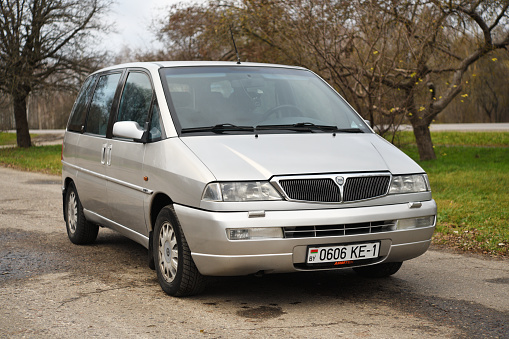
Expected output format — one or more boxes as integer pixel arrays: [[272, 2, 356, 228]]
[[202, 181, 283, 202], [389, 174, 430, 194]]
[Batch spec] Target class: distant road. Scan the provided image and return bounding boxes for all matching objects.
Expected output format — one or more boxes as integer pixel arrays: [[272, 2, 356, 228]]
[[399, 123, 509, 132], [2, 123, 508, 147], [7, 123, 509, 135]]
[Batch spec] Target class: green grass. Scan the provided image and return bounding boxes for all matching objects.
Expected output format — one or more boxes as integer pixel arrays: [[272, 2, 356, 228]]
[[395, 131, 509, 257], [0, 132, 20, 145], [0, 144, 61, 175], [391, 131, 509, 147], [0, 132, 37, 146]]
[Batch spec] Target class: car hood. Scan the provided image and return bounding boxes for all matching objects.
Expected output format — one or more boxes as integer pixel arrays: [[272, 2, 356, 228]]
[[180, 133, 424, 181]]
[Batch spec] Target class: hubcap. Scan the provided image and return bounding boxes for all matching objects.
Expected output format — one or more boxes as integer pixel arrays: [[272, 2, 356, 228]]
[[67, 191, 78, 234], [158, 222, 178, 283]]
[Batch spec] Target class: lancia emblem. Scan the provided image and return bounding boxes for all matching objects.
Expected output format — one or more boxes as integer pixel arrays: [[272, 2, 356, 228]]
[[335, 176, 344, 186]]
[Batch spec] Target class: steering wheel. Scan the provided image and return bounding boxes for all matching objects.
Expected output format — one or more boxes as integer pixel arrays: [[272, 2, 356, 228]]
[[262, 104, 305, 120]]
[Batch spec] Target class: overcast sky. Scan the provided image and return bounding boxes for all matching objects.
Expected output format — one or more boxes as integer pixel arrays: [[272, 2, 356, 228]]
[[102, 0, 206, 53]]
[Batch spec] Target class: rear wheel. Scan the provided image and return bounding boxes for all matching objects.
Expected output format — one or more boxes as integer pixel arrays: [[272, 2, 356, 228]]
[[353, 262, 402, 278], [153, 206, 205, 296], [65, 182, 99, 244]]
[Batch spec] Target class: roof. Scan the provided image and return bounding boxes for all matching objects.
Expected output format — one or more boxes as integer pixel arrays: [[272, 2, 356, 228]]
[[93, 61, 306, 75]]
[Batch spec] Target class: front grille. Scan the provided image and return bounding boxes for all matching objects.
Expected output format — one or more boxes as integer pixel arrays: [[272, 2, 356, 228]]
[[283, 220, 396, 238], [279, 178, 341, 202], [343, 176, 390, 201], [278, 174, 390, 203]]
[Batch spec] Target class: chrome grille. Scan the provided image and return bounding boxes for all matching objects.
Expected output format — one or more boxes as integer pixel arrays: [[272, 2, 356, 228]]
[[343, 176, 390, 202], [279, 178, 341, 202], [277, 174, 391, 203], [283, 220, 396, 238]]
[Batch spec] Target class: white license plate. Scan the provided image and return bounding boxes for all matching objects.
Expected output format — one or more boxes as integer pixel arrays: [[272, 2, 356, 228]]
[[307, 242, 380, 264]]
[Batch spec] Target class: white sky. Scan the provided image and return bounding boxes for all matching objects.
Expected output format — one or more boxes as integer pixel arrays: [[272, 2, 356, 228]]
[[102, 0, 207, 53]]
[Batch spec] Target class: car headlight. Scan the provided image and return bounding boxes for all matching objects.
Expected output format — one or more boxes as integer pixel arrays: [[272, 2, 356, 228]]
[[389, 174, 430, 194], [202, 181, 283, 202]]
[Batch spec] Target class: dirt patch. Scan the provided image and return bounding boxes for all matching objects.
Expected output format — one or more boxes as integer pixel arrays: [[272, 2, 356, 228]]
[[32, 134, 64, 146], [237, 305, 286, 319]]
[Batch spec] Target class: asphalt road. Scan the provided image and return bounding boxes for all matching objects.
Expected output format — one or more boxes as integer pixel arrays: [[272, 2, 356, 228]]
[[0, 167, 508, 338]]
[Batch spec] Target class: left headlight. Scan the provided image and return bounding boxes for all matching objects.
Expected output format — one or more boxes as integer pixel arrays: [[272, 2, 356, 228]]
[[389, 174, 430, 194], [202, 181, 283, 202]]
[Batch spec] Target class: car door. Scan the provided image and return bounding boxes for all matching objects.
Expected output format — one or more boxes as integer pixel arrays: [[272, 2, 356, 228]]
[[106, 70, 156, 237], [75, 71, 123, 219]]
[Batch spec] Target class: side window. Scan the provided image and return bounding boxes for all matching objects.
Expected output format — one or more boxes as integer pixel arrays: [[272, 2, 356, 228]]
[[149, 100, 165, 141], [68, 75, 96, 132], [117, 72, 153, 127], [86, 73, 122, 136]]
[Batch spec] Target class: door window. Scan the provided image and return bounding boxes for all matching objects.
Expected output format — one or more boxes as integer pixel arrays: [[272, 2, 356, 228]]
[[68, 75, 97, 132], [117, 72, 153, 127], [86, 73, 122, 136]]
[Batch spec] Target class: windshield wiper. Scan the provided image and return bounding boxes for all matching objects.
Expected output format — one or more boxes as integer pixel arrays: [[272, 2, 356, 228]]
[[181, 123, 255, 134], [256, 122, 359, 133], [333, 128, 364, 133], [181, 123, 364, 134]]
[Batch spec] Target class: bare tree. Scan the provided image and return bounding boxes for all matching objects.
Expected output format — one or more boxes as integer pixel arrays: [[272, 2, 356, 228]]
[[357, 0, 509, 160], [0, 0, 110, 147], [151, 0, 509, 160], [251, 0, 509, 160], [265, 0, 509, 160]]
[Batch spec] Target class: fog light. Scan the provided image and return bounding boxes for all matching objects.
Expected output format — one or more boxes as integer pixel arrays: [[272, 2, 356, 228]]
[[227, 227, 283, 240], [396, 216, 435, 230]]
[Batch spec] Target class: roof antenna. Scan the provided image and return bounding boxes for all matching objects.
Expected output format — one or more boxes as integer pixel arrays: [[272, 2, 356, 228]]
[[229, 25, 241, 64]]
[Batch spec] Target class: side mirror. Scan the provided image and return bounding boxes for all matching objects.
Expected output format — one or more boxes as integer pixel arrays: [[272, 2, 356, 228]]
[[113, 121, 145, 142]]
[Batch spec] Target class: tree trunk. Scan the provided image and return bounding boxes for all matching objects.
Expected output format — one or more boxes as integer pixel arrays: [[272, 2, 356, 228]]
[[13, 94, 32, 148], [413, 124, 435, 161]]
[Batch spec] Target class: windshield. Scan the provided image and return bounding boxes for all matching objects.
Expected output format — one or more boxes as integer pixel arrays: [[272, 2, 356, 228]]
[[159, 66, 370, 134]]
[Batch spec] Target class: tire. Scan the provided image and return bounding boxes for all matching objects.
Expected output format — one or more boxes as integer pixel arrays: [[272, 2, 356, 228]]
[[65, 182, 99, 245], [153, 206, 206, 296], [353, 262, 403, 278]]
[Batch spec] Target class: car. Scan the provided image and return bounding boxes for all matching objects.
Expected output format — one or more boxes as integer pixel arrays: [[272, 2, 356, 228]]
[[61, 61, 437, 296]]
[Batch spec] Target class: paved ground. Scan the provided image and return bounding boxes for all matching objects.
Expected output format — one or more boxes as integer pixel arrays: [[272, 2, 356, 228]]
[[0, 167, 508, 338]]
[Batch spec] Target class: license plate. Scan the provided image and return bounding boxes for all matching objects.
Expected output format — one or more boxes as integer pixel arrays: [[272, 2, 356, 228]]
[[307, 242, 380, 264]]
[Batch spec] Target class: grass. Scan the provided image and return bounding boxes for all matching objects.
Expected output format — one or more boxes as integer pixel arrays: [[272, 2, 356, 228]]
[[394, 131, 509, 257], [0, 144, 61, 175], [1, 130, 508, 257], [0, 132, 37, 146], [391, 131, 509, 147], [0, 132, 18, 145]]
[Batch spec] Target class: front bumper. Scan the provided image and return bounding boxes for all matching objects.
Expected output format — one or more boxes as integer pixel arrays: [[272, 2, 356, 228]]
[[174, 200, 437, 276]]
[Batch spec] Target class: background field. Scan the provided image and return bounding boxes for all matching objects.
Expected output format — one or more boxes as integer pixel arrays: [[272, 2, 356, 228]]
[[392, 131, 508, 257], [0, 131, 507, 256]]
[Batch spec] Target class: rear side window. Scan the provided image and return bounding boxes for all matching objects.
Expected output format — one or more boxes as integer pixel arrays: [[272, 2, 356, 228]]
[[86, 73, 122, 136], [67, 75, 97, 132], [117, 72, 153, 127]]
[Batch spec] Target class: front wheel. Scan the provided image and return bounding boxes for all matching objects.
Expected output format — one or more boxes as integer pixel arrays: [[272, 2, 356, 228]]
[[65, 182, 99, 245], [353, 262, 402, 278], [153, 206, 206, 296]]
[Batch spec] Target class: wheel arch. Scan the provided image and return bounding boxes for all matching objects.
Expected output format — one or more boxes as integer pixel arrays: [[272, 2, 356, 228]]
[[62, 177, 75, 222], [149, 193, 174, 232], [148, 193, 174, 270]]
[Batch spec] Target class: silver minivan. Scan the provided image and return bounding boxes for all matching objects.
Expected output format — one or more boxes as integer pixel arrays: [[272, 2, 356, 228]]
[[62, 61, 436, 296]]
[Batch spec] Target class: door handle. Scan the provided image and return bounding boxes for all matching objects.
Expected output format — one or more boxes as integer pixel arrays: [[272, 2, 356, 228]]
[[106, 144, 113, 166], [101, 143, 107, 165]]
